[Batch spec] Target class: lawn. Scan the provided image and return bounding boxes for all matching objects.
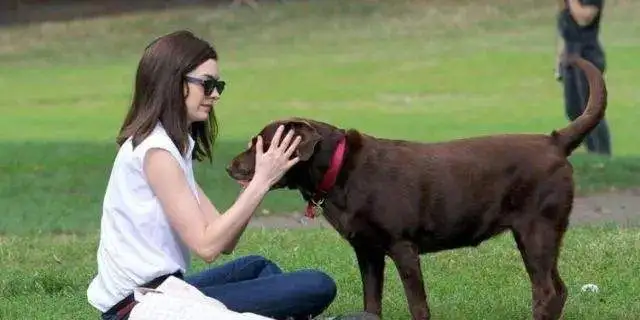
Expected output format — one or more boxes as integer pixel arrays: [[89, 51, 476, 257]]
[[2, 227, 639, 319], [1, 0, 639, 319]]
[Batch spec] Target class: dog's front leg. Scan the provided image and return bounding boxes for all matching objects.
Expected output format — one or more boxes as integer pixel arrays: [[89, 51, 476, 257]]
[[388, 241, 430, 320], [352, 243, 385, 317]]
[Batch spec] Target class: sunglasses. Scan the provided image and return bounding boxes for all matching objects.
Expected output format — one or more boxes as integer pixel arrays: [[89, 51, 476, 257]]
[[184, 76, 226, 96]]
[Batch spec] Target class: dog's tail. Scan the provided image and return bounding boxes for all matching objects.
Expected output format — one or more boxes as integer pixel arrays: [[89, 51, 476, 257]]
[[551, 55, 608, 156]]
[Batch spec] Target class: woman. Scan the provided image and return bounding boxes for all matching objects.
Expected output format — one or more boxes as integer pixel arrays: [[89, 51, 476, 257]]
[[87, 30, 337, 320]]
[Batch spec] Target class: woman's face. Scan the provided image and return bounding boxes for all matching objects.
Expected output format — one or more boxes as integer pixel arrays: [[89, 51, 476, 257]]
[[184, 59, 223, 124]]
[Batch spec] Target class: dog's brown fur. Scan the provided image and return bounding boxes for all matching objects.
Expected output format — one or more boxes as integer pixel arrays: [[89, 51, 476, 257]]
[[227, 56, 607, 320]]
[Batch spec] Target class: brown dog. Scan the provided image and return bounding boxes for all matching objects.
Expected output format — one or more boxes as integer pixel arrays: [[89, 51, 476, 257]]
[[227, 56, 606, 320]]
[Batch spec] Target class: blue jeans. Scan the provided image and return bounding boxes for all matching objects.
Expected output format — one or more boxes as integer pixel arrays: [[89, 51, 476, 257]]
[[183, 255, 337, 320]]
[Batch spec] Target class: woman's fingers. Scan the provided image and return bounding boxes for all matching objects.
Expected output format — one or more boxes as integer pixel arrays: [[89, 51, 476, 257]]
[[278, 129, 295, 151], [286, 156, 301, 169], [255, 135, 264, 157], [269, 125, 285, 150], [284, 136, 302, 157]]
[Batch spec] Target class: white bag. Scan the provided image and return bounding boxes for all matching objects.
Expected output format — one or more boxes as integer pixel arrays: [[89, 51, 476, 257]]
[[128, 275, 274, 320]]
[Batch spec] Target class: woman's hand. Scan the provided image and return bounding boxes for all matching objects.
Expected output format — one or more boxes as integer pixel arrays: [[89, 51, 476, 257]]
[[253, 125, 302, 187]]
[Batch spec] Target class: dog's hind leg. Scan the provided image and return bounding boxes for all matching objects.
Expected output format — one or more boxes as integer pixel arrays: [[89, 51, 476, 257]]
[[352, 243, 386, 317], [388, 241, 430, 320], [511, 211, 570, 320]]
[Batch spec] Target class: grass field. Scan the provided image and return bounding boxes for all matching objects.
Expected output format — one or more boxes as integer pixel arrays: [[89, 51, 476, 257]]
[[1, 0, 640, 319]]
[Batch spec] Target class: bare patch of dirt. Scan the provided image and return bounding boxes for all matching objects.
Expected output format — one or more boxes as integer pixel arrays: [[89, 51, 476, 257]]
[[248, 212, 331, 229], [568, 189, 640, 227], [248, 189, 640, 229]]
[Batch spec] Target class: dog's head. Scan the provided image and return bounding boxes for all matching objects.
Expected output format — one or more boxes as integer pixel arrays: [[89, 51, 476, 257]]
[[226, 117, 324, 189]]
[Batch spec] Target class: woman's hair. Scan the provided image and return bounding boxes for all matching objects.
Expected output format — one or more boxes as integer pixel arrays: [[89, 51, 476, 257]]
[[116, 30, 219, 162]]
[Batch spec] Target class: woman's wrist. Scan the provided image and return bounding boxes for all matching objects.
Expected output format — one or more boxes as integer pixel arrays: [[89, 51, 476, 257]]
[[244, 175, 271, 197]]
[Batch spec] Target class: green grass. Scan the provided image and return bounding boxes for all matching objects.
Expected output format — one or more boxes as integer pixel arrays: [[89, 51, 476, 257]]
[[2, 141, 640, 235], [1, 227, 639, 319], [1, 0, 640, 318]]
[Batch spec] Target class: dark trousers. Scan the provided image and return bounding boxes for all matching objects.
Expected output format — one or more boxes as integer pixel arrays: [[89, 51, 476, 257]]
[[560, 41, 612, 156], [184, 255, 337, 320], [102, 255, 336, 320]]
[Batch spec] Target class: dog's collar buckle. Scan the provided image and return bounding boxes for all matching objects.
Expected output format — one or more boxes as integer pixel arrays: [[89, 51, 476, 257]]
[[305, 199, 325, 219]]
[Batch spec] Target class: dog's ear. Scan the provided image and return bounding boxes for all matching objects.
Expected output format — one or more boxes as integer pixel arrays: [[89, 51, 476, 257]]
[[285, 120, 322, 161]]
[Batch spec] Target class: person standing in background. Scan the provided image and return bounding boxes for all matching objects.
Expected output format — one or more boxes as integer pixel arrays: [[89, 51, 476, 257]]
[[556, 0, 612, 156]]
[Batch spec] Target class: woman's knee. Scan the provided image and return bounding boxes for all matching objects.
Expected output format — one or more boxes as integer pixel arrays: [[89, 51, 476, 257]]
[[293, 270, 337, 305], [231, 254, 283, 278]]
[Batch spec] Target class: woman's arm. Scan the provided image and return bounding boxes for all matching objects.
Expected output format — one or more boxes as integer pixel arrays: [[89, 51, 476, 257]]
[[555, 31, 566, 81], [144, 125, 300, 263], [195, 183, 248, 254], [145, 149, 269, 263], [567, 0, 601, 26]]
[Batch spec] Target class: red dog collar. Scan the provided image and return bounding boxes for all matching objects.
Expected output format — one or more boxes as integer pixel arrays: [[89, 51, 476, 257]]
[[305, 136, 347, 219]]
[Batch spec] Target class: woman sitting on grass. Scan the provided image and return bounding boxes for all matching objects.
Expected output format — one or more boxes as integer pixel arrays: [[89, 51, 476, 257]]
[[86, 30, 337, 320]]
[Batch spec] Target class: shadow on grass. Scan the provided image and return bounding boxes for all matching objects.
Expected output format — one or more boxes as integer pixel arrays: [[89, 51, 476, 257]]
[[0, 0, 263, 27], [1, 141, 639, 235], [0, 0, 389, 28], [569, 153, 640, 195], [0, 140, 303, 235]]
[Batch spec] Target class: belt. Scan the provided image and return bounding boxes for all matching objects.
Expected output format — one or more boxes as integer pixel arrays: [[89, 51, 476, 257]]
[[103, 271, 184, 320]]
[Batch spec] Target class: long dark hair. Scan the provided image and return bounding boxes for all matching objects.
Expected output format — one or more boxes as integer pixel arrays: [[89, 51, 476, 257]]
[[116, 30, 219, 162]]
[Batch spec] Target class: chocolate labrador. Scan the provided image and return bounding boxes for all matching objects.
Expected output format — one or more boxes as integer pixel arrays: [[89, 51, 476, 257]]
[[226, 56, 606, 320]]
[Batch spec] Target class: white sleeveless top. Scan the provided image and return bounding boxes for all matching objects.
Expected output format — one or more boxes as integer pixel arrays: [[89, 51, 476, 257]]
[[87, 122, 198, 312]]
